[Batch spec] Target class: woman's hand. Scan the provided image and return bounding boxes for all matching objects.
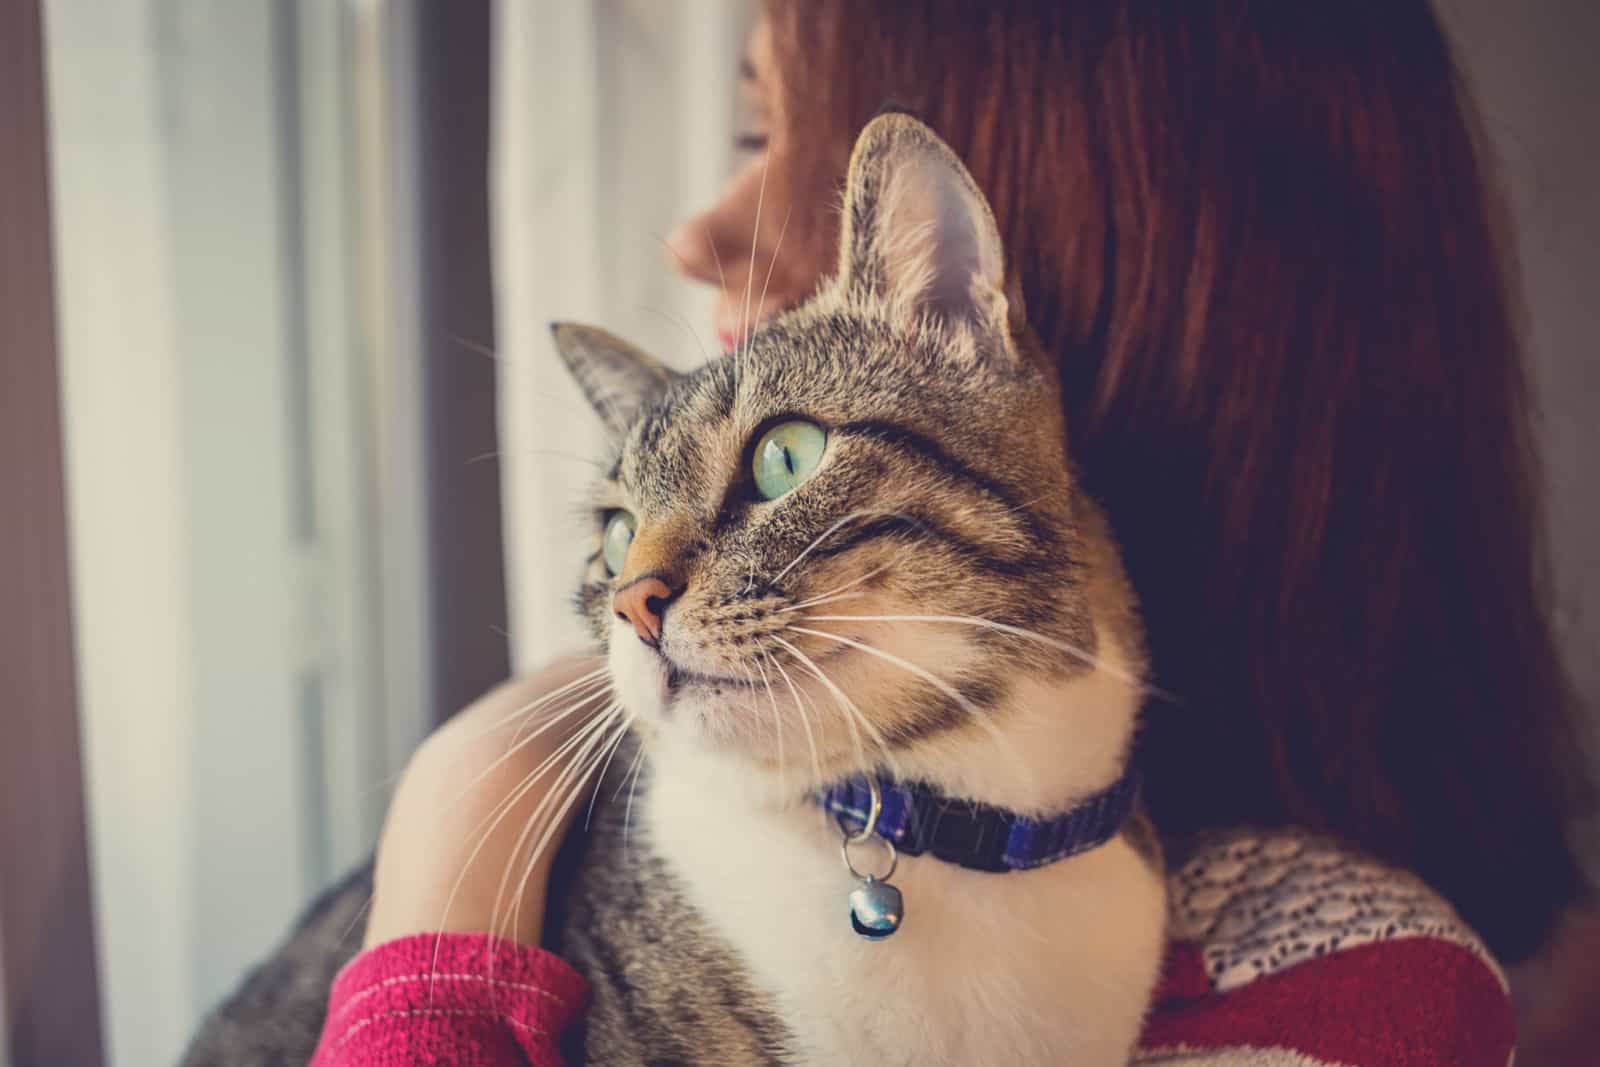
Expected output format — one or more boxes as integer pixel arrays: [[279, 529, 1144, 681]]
[[364, 654, 606, 949]]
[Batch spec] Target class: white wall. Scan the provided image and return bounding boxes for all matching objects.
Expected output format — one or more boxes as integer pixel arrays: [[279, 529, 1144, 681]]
[[1440, 0, 1600, 805], [47, 5, 196, 1060], [45, 3, 395, 1063]]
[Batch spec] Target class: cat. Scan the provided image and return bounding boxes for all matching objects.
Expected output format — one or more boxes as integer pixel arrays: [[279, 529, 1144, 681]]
[[544, 113, 1166, 1066]]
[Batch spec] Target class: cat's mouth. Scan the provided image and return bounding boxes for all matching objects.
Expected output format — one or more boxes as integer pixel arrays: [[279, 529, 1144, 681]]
[[663, 662, 758, 693], [660, 641, 856, 697]]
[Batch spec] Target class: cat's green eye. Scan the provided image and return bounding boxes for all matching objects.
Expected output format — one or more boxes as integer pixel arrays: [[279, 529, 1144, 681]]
[[752, 420, 827, 501], [602, 510, 636, 576]]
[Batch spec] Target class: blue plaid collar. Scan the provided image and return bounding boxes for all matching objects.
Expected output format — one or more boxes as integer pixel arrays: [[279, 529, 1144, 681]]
[[815, 764, 1140, 873]]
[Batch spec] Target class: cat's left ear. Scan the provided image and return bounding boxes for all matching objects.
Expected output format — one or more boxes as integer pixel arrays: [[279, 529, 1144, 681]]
[[835, 113, 1010, 340], [550, 323, 676, 431]]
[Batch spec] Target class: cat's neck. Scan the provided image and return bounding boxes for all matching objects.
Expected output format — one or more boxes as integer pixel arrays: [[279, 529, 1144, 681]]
[[880, 651, 1140, 816], [648, 624, 1141, 821]]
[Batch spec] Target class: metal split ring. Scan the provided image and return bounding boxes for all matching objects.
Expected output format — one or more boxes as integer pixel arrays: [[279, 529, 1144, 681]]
[[839, 774, 883, 845], [841, 832, 899, 883], [834, 775, 898, 880]]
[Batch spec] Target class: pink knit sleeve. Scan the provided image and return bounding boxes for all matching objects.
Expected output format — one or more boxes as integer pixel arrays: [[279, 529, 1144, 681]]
[[311, 933, 591, 1066]]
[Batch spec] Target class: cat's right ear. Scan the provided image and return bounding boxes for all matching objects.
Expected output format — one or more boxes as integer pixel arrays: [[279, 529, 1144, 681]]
[[834, 113, 1009, 339], [549, 323, 676, 432]]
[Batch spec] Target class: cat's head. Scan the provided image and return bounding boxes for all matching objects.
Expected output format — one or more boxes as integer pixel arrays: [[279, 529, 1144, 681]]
[[554, 114, 1143, 804]]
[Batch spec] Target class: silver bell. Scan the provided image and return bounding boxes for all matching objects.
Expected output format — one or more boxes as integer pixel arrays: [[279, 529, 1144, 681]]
[[848, 876, 904, 940]]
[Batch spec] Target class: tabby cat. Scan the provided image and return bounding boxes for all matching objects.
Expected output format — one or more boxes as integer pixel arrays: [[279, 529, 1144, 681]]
[[545, 113, 1165, 1066]]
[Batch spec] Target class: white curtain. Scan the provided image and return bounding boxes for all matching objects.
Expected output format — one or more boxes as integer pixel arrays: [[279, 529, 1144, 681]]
[[493, 0, 751, 669]]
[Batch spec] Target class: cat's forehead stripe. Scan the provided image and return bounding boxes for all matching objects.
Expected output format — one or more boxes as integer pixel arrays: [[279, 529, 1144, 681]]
[[619, 364, 741, 508], [808, 513, 1038, 579], [831, 419, 1054, 549]]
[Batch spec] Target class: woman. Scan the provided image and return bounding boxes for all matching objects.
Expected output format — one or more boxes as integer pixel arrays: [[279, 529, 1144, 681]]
[[320, 1, 1595, 1062]]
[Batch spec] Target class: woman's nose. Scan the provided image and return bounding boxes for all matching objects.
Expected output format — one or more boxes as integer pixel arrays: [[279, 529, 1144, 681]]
[[664, 214, 733, 288], [665, 153, 772, 286]]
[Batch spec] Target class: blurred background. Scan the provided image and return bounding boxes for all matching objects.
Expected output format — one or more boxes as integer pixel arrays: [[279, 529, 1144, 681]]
[[0, 1, 1593, 1065]]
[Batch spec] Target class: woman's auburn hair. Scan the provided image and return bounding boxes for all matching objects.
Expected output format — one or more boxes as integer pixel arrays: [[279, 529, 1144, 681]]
[[767, 0, 1592, 962]]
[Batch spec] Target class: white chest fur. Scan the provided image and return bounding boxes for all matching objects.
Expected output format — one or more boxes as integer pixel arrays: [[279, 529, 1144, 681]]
[[644, 747, 1167, 1067]]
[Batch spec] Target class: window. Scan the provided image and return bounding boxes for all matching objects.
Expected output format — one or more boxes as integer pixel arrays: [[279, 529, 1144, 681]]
[[42, 3, 431, 1062]]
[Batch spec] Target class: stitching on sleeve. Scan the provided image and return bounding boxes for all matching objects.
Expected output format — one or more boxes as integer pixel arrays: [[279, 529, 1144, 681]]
[[333, 1007, 548, 1052], [330, 970, 571, 1021]]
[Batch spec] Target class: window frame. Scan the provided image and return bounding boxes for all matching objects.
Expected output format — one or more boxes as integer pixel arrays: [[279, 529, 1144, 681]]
[[0, 0, 107, 1062]]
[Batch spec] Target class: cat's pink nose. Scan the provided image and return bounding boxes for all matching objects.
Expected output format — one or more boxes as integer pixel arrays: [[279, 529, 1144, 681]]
[[613, 576, 673, 645]]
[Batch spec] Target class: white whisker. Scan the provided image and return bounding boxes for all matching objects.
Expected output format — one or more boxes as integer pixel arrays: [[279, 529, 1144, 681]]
[[751, 653, 787, 795], [491, 710, 628, 943], [781, 559, 901, 613], [769, 508, 901, 588], [505, 674, 613, 747], [429, 701, 623, 998], [750, 204, 793, 342], [774, 636, 900, 780], [459, 694, 619, 854], [481, 663, 609, 733], [506, 716, 634, 943], [776, 508, 945, 614], [583, 716, 635, 831], [705, 226, 731, 328], [788, 624, 1025, 776], [764, 649, 824, 791], [782, 589, 868, 613], [615, 740, 649, 856], [465, 447, 608, 470], [739, 153, 771, 354], [800, 614, 1164, 696], [444, 684, 614, 819], [641, 303, 712, 367]]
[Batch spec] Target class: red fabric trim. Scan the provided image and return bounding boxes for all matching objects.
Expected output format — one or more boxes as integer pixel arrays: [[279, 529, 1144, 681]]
[[312, 932, 1511, 1064], [1139, 937, 1513, 1065], [312, 933, 591, 1066], [1149, 940, 1214, 1005]]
